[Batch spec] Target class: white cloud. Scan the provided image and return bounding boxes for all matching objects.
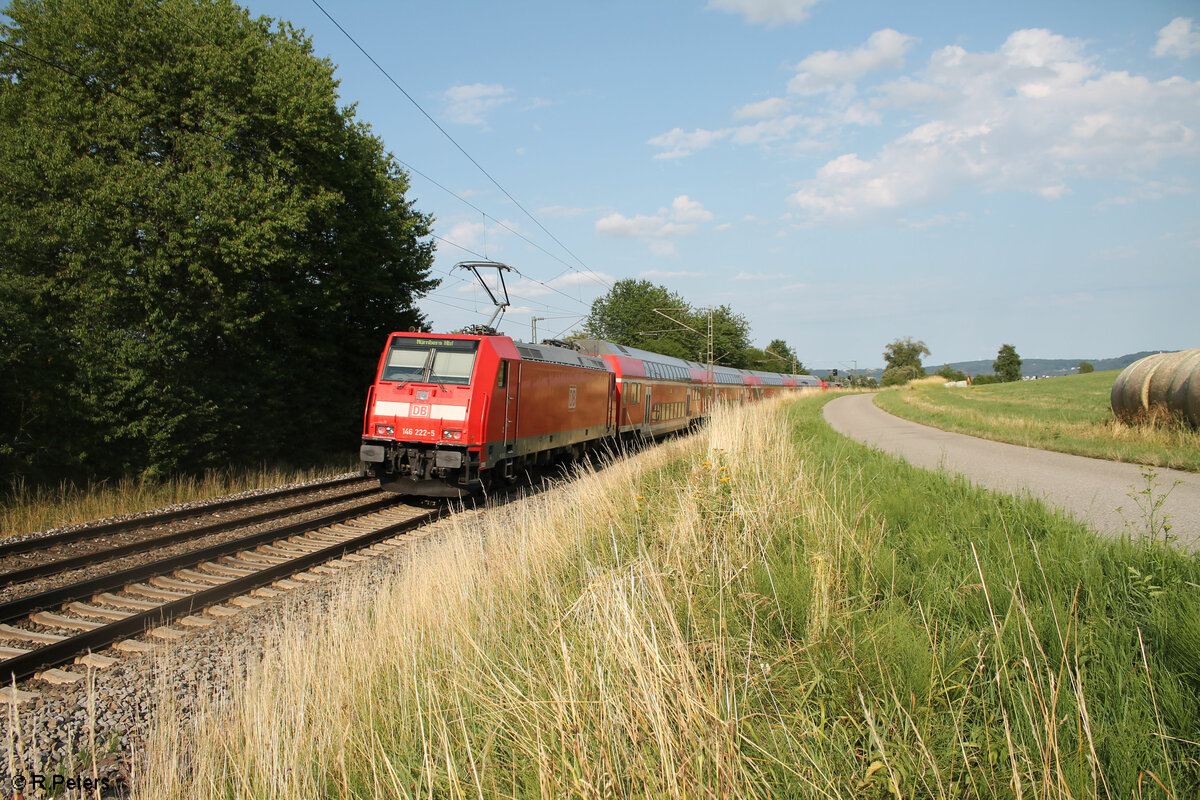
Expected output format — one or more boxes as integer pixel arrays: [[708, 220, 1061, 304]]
[[1096, 178, 1190, 208], [648, 30, 903, 159], [671, 195, 714, 223], [707, 0, 821, 26], [1154, 17, 1200, 59], [442, 217, 523, 258], [445, 220, 487, 254], [789, 28, 1200, 219], [648, 127, 731, 159], [595, 213, 697, 239], [788, 29, 917, 95], [443, 83, 514, 125], [734, 97, 791, 119], [595, 196, 716, 254], [714, 223, 734, 231], [508, 270, 615, 298]]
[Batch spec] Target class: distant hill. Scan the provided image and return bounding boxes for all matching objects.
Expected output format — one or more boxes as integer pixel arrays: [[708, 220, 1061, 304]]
[[814, 351, 1166, 381]]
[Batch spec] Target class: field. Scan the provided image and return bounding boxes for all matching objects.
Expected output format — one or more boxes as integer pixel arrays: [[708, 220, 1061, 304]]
[[875, 370, 1200, 472], [136, 396, 1200, 799]]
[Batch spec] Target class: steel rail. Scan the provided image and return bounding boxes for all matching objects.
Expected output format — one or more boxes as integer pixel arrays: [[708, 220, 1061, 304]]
[[0, 486, 383, 587], [0, 496, 406, 625], [0, 475, 369, 558], [0, 507, 441, 682]]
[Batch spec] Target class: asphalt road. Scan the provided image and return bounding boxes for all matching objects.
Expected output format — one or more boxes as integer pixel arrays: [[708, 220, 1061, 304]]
[[823, 393, 1200, 550]]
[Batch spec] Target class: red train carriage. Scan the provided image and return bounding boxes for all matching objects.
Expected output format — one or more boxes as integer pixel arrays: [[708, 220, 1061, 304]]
[[574, 339, 702, 439], [361, 330, 826, 498], [360, 332, 614, 497]]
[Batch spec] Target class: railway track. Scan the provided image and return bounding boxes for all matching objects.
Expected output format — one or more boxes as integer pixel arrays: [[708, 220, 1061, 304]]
[[0, 481, 381, 590], [0, 484, 445, 692]]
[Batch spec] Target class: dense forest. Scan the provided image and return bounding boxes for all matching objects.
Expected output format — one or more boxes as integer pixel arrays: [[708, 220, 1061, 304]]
[[0, 0, 437, 488]]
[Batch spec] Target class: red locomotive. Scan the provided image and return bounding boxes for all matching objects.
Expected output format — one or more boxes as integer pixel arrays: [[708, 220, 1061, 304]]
[[359, 330, 823, 497]]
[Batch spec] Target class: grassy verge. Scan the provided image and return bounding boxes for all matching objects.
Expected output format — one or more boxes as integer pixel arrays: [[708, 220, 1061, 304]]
[[875, 371, 1200, 472], [137, 397, 1200, 799], [0, 462, 355, 538]]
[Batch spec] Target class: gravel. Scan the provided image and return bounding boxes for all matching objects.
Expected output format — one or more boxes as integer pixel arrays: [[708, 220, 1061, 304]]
[[0, 492, 495, 799]]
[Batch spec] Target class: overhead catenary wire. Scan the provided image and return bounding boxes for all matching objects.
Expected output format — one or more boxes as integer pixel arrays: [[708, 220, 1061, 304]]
[[159, 0, 611, 297], [308, 0, 613, 294], [1, 13, 604, 330]]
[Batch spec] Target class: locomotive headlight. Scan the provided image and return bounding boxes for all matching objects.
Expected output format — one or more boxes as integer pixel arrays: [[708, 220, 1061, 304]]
[[442, 429, 463, 440], [375, 423, 394, 436]]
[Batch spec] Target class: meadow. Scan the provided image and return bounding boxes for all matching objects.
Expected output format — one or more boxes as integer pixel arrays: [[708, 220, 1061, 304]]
[[135, 395, 1200, 799], [875, 371, 1200, 472]]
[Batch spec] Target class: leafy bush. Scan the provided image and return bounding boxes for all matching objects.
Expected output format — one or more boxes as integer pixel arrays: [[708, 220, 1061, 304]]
[[972, 373, 1003, 385], [881, 365, 922, 386], [1079, 361, 1095, 373], [935, 366, 967, 382]]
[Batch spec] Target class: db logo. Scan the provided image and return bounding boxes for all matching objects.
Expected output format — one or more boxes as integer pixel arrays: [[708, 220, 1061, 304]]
[[411, 405, 430, 417]]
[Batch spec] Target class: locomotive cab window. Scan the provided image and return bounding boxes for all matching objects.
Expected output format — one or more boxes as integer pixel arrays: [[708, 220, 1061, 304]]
[[381, 337, 479, 385]]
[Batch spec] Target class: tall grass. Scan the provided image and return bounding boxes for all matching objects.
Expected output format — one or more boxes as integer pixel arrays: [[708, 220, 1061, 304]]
[[0, 462, 355, 538], [135, 397, 1200, 798]]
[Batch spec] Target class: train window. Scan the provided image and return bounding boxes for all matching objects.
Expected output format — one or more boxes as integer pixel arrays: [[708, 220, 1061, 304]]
[[383, 347, 429, 383], [497, 360, 508, 388], [382, 338, 479, 385], [430, 350, 476, 384]]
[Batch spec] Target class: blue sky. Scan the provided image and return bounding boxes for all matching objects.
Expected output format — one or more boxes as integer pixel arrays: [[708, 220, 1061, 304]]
[[246, 0, 1199, 369]]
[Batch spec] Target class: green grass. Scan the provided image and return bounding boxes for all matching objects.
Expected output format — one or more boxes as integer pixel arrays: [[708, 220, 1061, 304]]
[[136, 397, 1200, 799], [875, 370, 1200, 472]]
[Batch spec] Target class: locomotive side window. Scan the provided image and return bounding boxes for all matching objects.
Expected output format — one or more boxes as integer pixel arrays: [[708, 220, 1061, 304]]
[[497, 360, 508, 388]]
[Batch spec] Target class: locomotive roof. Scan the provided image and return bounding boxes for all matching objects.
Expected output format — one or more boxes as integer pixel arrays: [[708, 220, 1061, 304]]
[[575, 339, 799, 385], [510, 339, 609, 372]]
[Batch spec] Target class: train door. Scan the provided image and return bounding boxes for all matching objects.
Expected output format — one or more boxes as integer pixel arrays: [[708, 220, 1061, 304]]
[[503, 360, 520, 454], [644, 387, 652, 431], [607, 374, 615, 433]]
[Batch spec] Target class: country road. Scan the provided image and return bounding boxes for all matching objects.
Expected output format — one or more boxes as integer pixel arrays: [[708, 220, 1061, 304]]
[[823, 393, 1200, 550]]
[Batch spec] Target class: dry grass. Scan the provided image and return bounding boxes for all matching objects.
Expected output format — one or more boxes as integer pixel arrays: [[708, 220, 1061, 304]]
[[906, 375, 950, 388], [0, 463, 354, 539], [131, 398, 1200, 799]]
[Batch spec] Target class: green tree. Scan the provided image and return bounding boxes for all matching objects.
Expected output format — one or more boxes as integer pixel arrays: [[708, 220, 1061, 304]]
[[883, 337, 930, 377], [935, 365, 968, 382], [759, 338, 809, 374], [994, 344, 1023, 382], [582, 280, 693, 358], [881, 365, 922, 386], [582, 283, 753, 368], [702, 304, 752, 368], [0, 0, 436, 485], [1078, 361, 1095, 374]]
